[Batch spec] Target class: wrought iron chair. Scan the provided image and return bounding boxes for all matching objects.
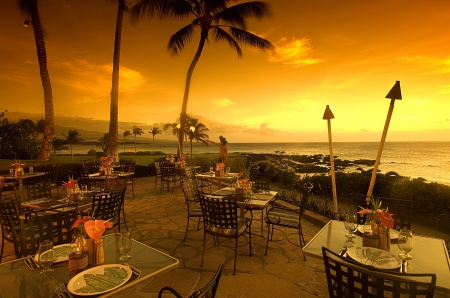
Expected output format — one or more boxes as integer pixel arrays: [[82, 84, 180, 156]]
[[180, 177, 203, 241], [160, 163, 180, 194], [25, 182, 52, 201], [264, 183, 313, 257], [158, 261, 224, 298], [104, 178, 128, 231], [82, 160, 101, 174], [10, 209, 78, 258], [245, 173, 271, 235], [0, 198, 22, 261], [199, 193, 251, 275], [322, 247, 436, 298], [0, 176, 5, 197], [154, 161, 162, 190], [88, 189, 124, 232], [119, 159, 136, 197], [67, 170, 94, 191]]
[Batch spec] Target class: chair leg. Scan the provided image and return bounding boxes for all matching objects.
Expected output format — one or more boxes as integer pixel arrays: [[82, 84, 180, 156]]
[[233, 238, 237, 275], [200, 233, 206, 268], [130, 178, 135, 198], [183, 216, 190, 242], [122, 204, 128, 231], [154, 175, 158, 190], [0, 237, 4, 262], [265, 223, 271, 255]]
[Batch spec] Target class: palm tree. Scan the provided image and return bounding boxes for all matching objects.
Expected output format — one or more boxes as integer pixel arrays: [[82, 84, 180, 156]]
[[63, 129, 84, 160], [107, 0, 130, 163], [51, 137, 68, 157], [132, 126, 144, 153], [149, 127, 162, 142], [19, 0, 54, 161], [186, 117, 209, 159], [123, 130, 132, 153], [131, 0, 273, 158], [97, 133, 110, 154]]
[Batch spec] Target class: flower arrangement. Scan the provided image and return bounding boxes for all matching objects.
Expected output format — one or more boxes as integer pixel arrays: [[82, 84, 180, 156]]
[[357, 197, 394, 229], [11, 161, 25, 168], [101, 156, 112, 167], [63, 179, 77, 189], [72, 216, 113, 241]]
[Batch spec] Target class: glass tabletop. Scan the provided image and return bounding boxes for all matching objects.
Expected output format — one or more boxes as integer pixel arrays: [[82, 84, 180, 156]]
[[303, 220, 450, 292]]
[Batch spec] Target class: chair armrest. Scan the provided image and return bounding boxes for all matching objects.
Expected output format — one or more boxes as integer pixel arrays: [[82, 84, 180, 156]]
[[158, 286, 183, 298]]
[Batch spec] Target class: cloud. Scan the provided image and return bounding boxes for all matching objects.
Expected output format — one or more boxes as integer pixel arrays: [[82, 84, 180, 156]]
[[213, 98, 236, 107], [396, 55, 450, 75], [268, 37, 324, 68], [360, 129, 369, 132], [243, 123, 281, 135], [54, 59, 145, 96]]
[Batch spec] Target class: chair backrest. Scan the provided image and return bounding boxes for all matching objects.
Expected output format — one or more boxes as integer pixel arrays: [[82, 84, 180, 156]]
[[356, 196, 413, 230], [322, 247, 436, 298], [10, 209, 78, 258], [254, 173, 270, 192], [67, 170, 92, 191], [160, 164, 177, 180], [91, 189, 123, 224], [181, 177, 199, 203], [189, 261, 224, 298], [82, 160, 101, 174], [184, 166, 197, 180], [0, 198, 22, 243], [0, 176, 5, 196], [14, 184, 30, 203], [119, 159, 136, 173], [199, 193, 239, 235], [104, 177, 128, 192], [154, 161, 162, 175], [26, 182, 52, 201]]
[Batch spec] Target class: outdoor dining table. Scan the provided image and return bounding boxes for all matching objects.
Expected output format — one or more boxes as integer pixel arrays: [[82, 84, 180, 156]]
[[20, 193, 94, 213], [4, 171, 46, 187], [195, 172, 238, 189], [302, 220, 450, 293], [0, 233, 179, 298]]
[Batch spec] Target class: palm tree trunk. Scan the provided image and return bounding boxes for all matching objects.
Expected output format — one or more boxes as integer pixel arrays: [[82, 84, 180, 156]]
[[178, 30, 208, 158], [134, 134, 137, 153], [70, 144, 73, 160], [123, 137, 126, 153], [29, 1, 54, 162], [107, 0, 125, 163]]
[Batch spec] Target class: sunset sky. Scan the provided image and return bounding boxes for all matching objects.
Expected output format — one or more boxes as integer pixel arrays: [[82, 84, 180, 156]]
[[1, 0, 450, 143]]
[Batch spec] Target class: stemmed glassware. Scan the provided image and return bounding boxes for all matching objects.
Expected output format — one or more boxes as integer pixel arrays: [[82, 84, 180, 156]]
[[118, 232, 132, 262], [398, 229, 413, 260], [38, 240, 55, 275], [344, 214, 358, 238]]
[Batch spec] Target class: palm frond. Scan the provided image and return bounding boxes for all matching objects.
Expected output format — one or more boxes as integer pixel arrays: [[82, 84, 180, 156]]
[[229, 26, 273, 51], [214, 1, 272, 29], [106, 0, 131, 13], [167, 24, 196, 55], [211, 26, 243, 57], [131, 0, 192, 23]]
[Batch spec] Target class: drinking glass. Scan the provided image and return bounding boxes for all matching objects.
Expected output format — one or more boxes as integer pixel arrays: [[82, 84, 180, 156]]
[[226, 167, 230, 174], [209, 167, 214, 176], [344, 214, 357, 238], [398, 229, 413, 260], [118, 232, 132, 262], [81, 185, 88, 197], [38, 240, 54, 275], [29, 166, 33, 173]]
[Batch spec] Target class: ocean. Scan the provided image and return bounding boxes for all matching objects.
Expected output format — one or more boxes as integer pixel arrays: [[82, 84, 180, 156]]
[[68, 141, 450, 186]]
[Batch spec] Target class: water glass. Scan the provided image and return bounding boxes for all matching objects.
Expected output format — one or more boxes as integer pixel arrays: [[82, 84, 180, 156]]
[[398, 229, 413, 260], [118, 232, 132, 262], [38, 240, 54, 275], [81, 185, 88, 197], [29, 166, 33, 173], [344, 214, 357, 238]]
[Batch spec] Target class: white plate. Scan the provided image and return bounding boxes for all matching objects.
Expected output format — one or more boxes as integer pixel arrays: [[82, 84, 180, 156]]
[[347, 246, 402, 269], [67, 264, 132, 296], [34, 244, 72, 264], [357, 226, 399, 239]]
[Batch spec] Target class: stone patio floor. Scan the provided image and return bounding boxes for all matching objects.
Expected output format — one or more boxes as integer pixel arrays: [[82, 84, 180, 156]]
[[2, 177, 447, 297]]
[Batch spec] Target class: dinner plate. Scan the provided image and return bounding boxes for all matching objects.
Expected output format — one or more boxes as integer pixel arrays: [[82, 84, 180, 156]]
[[347, 246, 402, 269], [34, 244, 72, 263], [357, 226, 399, 239], [67, 264, 132, 296]]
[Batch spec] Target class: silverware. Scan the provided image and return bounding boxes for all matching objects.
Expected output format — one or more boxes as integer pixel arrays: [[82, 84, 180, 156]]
[[129, 265, 141, 276], [339, 247, 348, 258], [55, 283, 74, 298], [24, 256, 40, 269]]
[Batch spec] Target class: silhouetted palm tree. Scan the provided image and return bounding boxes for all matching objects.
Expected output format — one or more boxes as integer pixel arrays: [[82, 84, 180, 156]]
[[51, 137, 68, 157], [132, 126, 144, 153], [107, 0, 130, 163], [163, 122, 181, 138], [63, 130, 84, 160], [19, 0, 54, 161], [186, 118, 209, 159], [149, 127, 162, 142], [131, 0, 273, 157], [97, 133, 110, 154], [123, 130, 132, 153]]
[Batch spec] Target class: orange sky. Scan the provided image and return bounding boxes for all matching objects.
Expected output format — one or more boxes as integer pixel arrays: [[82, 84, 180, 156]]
[[1, 0, 450, 143]]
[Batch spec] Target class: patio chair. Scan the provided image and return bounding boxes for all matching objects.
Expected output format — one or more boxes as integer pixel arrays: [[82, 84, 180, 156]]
[[158, 261, 224, 298], [180, 177, 203, 241], [0, 176, 5, 197], [0, 198, 22, 262], [153, 161, 162, 190], [160, 164, 180, 194], [10, 209, 78, 258], [322, 246, 436, 298], [104, 178, 129, 231], [82, 160, 101, 174], [356, 196, 413, 230], [199, 193, 251, 275], [67, 170, 94, 191], [119, 160, 135, 198], [84, 188, 124, 232], [245, 173, 271, 235], [25, 181, 52, 201], [264, 183, 313, 258]]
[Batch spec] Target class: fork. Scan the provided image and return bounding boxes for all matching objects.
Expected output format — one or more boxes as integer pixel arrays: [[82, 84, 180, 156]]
[[55, 283, 74, 298]]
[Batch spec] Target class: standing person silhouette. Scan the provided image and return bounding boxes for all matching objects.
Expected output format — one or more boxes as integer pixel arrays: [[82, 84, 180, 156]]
[[206, 136, 228, 163]]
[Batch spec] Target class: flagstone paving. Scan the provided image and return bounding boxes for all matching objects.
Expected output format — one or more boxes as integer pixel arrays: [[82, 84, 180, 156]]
[[1, 177, 448, 297]]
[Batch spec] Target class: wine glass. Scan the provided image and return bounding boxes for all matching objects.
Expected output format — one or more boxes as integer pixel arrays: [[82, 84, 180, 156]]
[[38, 240, 54, 275], [398, 229, 413, 260], [344, 214, 358, 238], [119, 232, 132, 262]]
